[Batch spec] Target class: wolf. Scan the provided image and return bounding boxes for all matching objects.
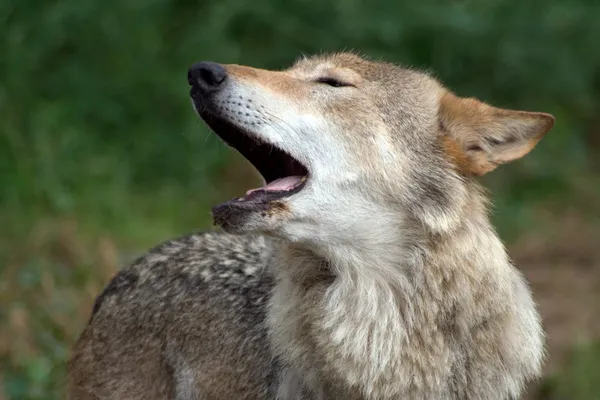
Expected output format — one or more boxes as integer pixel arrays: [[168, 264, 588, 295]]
[[67, 52, 554, 400]]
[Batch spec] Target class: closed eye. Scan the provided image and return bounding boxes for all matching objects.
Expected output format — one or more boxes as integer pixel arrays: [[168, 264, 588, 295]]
[[314, 77, 353, 88]]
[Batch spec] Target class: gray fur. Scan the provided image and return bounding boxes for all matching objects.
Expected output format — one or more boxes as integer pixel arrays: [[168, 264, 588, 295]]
[[69, 233, 278, 399]]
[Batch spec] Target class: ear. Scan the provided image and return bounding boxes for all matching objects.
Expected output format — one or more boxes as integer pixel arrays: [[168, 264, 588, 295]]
[[439, 91, 555, 176]]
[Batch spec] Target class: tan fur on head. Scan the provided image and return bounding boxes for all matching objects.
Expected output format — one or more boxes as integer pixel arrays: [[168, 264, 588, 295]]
[[440, 91, 555, 175]]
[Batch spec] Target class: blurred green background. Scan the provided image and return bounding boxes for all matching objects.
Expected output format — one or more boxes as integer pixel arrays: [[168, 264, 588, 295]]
[[1, 0, 599, 398]]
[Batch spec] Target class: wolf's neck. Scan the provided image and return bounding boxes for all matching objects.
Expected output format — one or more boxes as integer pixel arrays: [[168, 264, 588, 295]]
[[268, 190, 526, 398], [277, 187, 508, 301]]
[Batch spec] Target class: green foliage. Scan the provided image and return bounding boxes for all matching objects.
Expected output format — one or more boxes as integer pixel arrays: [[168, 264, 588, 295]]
[[538, 343, 600, 400], [1, 0, 599, 398], [2, 0, 599, 213]]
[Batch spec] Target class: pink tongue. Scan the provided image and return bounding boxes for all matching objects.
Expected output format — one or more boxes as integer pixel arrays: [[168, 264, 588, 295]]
[[246, 176, 303, 196]]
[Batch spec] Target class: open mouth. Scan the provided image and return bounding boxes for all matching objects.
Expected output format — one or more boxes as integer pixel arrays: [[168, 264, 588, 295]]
[[200, 113, 309, 204]]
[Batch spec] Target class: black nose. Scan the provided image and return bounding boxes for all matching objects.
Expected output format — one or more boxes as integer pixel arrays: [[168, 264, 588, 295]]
[[188, 61, 227, 92]]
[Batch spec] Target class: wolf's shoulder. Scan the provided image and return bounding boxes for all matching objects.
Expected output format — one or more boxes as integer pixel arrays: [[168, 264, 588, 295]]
[[90, 231, 276, 320], [135, 231, 274, 275]]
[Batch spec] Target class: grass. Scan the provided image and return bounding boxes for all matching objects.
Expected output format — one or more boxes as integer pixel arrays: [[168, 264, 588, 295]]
[[0, 193, 214, 399], [0, 150, 266, 399], [537, 343, 600, 399]]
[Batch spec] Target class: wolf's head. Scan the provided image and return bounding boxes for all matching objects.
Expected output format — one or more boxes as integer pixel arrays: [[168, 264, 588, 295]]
[[189, 53, 554, 251]]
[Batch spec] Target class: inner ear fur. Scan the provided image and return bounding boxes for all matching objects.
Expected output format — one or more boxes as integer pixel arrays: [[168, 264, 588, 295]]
[[439, 91, 555, 176]]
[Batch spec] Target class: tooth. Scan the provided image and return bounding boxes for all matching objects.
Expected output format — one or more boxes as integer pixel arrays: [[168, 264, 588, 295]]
[[301, 176, 307, 182]]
